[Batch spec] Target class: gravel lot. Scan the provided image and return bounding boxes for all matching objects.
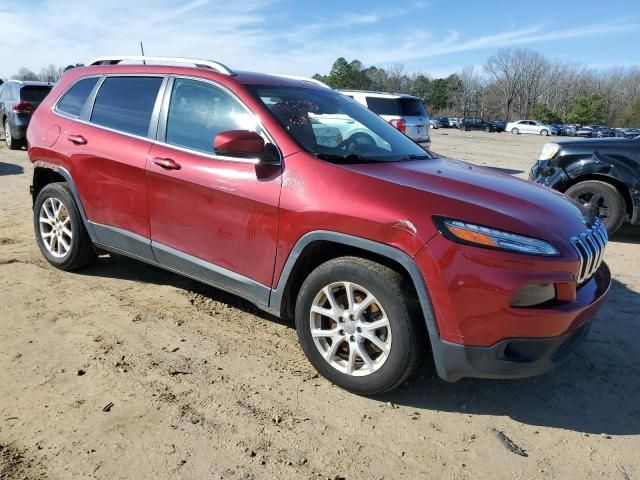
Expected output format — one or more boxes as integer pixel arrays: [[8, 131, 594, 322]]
[[1, 129, 639, 479]]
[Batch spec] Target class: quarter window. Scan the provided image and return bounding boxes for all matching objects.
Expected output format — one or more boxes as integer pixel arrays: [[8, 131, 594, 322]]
[[165, 78, 259, 154], [91, 76, 163, 137], [56, 77, 99, 117]]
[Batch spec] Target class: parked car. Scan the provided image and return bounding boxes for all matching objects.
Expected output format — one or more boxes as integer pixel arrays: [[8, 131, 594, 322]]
[[448, 117, 460, 128], [434, 116, 451, 128], [0, 79, 53, 149], [595, 127, 616, 138], [27, 56, 610, 394], [531, 137, 640, 234], [489, 120, 506, 133], [429, 118, 442, 129], [556, 124, 577, 136], [341, 90, 430, 149], [506, 120, 557, 136], [615, 128, 640, 139], [460, 117, 497, 132]]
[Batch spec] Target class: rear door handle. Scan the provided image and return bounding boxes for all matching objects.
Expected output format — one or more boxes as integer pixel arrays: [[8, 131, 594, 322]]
[[67, 134, 87, 145], [152, 157, 181, 170]]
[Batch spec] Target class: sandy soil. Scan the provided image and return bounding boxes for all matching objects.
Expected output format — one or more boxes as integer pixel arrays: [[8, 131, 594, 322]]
[[1, 130, 639, 479]]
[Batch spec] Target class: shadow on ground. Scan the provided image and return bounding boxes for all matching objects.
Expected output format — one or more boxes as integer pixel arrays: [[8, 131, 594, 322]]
[[0, 162, 24, 176], [383, 277, 640, 436], [486, 166, 524, 175], [78, 254, 639, 436], [610, 224, 640, 245]]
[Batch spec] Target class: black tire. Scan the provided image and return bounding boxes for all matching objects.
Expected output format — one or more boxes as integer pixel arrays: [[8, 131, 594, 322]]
[[33, 182, 97, 270], [295, 256, 425, 395], [4, 119, 23, 150], [484, 126, 491, 133], [565, 180, 626, 234]]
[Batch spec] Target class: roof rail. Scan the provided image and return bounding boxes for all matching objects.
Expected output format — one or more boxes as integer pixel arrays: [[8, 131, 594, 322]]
[[88, 56, 236, 76], [268, 74, 332, 89]]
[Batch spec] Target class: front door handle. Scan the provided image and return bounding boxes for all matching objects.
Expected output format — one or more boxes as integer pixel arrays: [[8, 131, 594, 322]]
[[67, 134, 87, 145], [152, 157, 181, 170]]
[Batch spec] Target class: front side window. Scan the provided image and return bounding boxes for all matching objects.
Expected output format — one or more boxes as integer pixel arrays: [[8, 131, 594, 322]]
[[248, 85, 433, 163], [165, 78, 259, 154], [56, 77, 99, 117], [91, 76, 163, 137]]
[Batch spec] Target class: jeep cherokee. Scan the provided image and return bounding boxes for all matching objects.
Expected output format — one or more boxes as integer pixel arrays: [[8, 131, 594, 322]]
[[27, 56, 611, 395]]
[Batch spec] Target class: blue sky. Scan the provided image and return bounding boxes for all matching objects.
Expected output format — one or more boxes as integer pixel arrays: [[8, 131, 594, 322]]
[[1, 0, 639, 79]]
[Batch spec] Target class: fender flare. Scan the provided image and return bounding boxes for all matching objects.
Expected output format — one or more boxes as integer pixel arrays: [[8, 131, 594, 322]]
[[268, 230, 440, 338], [33, 163, 98, 242]]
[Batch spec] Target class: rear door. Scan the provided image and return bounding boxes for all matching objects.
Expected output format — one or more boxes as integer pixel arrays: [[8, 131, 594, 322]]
[[61, 75, 165, 256], [146, 76, 281, 297]]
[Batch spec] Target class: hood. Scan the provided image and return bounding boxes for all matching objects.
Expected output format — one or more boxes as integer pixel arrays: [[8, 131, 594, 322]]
[[557, 137, 638, 148], [343, 157, 592, 251]]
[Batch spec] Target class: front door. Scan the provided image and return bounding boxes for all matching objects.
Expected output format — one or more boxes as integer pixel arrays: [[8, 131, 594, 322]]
[[146, 77, 282, 303]]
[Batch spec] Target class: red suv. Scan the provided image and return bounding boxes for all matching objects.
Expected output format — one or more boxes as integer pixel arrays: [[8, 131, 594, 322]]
[[27, 56, 611, 395]]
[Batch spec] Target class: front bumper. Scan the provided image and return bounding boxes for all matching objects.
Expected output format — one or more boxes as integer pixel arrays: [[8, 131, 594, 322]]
[[415, 234, 611, 381]]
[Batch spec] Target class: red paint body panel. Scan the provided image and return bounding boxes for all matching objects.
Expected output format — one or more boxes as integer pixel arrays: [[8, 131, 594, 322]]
[[27, 63, 611, 362], [146, 144, 281, 286]]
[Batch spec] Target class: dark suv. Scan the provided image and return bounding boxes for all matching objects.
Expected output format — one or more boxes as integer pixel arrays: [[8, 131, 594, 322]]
[[27, 56, 610, 395], [460, 117, 497, 132], [0, 79, 53, 149]]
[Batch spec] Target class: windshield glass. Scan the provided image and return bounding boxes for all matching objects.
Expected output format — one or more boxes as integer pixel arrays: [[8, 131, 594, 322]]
[[247, 85, 433, 163]]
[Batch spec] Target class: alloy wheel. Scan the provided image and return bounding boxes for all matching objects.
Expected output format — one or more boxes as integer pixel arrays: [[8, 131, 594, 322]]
[[5, 121, 11, 148], [309, 281, 392, 376], [39, 197, 72, 258]]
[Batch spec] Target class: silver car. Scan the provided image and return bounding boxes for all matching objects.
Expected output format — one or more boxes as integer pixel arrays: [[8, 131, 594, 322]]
[[340, 90, 431, 148]]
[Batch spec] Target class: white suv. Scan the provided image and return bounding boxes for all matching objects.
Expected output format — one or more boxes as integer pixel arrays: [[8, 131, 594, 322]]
[[340, 90, 431, 148]]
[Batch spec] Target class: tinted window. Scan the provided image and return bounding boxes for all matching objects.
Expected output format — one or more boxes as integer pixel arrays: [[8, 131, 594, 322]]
[[366, 97, 426, 117], [165, 78, 259, 154], [91, 77, 163, 136], [56, 77, 99, 117], [20, 85, 52, 103]]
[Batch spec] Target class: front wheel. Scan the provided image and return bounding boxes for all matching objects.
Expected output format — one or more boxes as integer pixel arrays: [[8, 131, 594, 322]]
[[484, 126, 491, 133], [295, 257, 424, 395], [511, 127, 519, 134], [565, 180, 626, 234], [540, 129, 548, 136], [34, 183, 97, 270]]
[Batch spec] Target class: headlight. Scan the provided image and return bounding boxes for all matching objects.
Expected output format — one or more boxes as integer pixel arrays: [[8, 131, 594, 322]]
[[538, 143, 560, 160], [434, 218, 560, 256]]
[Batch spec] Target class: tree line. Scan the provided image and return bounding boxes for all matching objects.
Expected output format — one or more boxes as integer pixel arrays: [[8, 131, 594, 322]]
[[313, 49, 640, 127], [2, 64, 84, 84]]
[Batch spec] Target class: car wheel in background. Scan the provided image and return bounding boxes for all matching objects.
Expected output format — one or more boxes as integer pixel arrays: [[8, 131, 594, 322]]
[[33, 183, 97, 270], [565, 180, 626, 234], [484, 126, 491, 133], [5, 119, 22, 150], [540, 129, 548, 136], [511, 128, 519, 134], [295, 256, 424, 395]]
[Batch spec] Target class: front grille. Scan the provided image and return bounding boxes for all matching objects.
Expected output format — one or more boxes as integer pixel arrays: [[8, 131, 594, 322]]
[[570, 218, 608, 285]]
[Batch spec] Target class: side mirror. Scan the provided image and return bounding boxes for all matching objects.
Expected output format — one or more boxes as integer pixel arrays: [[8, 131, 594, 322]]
[[214, 130, 265, 159]]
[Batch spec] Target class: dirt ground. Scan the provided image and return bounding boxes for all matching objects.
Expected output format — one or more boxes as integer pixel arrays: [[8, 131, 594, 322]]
[[1, 129, 639, 480]]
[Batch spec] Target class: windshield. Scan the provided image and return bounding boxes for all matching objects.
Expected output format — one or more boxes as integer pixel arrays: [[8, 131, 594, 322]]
[[247, 85, 433, 163]]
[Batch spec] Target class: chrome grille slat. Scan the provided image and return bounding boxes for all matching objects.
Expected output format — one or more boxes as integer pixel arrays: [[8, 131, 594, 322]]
[[570, 218, 607, 285]]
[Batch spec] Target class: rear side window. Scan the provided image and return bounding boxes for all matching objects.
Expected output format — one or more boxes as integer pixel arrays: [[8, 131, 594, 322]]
[[20, 86, 52, 104], [56, 77, 99, 117], [91, 76, 163, 137]]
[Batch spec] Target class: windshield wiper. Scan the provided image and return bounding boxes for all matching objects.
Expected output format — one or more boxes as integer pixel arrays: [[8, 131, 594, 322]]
[[315, 153, 377, 164]]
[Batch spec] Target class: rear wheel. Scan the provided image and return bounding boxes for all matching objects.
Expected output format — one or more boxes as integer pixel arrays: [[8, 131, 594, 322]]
[[484, 126, 491, 133], [295, 257, 424, 395], [4, 119, 23, 150], [565, 180, 626, 234], [511, 127, 519, 134], [34, 183, 97, 270]]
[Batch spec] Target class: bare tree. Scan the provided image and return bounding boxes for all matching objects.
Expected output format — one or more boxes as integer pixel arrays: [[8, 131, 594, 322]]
[[13, 67, 39, 81], [39, 64, 63, 83], [484, 49, 528, 121]]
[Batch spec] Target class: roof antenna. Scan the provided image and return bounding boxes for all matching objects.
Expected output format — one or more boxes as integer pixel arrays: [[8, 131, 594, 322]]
[[140, 42, 146, 64]]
